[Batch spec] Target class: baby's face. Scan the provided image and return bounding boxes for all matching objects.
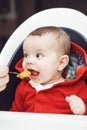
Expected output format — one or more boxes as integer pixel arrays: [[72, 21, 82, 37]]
[[22, 34, 62, 85]]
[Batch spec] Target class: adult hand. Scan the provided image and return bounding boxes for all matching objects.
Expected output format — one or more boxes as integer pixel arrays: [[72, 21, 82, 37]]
[[0, 66, 9, 92]]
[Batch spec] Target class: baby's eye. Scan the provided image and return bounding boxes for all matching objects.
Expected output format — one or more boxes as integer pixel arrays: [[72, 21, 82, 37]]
[[24, 53, 28, 58], [36, 53, 44, 59]]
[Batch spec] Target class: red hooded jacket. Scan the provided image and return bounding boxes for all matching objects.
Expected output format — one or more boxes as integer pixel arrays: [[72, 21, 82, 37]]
[[11, 42, 87, 114]]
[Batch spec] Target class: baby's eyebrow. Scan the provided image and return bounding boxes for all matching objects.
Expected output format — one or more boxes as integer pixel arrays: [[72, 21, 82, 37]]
[[37, 49, 43, 51], [36, 49, 45, 52]]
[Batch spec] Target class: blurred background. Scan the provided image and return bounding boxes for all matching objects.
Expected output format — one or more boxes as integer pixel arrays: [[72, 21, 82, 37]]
[[0, 0, 87, 52]]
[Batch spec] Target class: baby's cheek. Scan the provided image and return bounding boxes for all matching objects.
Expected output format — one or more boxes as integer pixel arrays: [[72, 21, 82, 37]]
[[22, 60, 26, 69]]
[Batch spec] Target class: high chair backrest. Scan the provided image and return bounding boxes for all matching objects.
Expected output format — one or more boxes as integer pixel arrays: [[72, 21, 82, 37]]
[[0, 8, 87, 110]]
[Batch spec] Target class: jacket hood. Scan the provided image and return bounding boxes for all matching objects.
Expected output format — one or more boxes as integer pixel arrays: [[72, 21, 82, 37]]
[[15, 42, 87, 81]]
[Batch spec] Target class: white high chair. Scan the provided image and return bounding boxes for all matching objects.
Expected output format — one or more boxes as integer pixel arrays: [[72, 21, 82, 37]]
[[0, 8, 87, 130]]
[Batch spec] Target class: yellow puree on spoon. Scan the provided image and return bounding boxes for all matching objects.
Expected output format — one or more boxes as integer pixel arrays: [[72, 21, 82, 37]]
[[17, 70, 31, 79]]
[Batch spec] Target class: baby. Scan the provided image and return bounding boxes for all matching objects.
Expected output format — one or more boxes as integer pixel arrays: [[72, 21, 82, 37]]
[[0, 26, 87, 115]]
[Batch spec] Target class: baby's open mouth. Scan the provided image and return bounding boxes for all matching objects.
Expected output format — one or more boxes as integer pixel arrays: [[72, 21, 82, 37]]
[[29, 69, 39, 76]]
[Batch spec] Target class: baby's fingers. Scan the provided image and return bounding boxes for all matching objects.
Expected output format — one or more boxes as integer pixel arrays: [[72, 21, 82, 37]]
[[66, 95, 76, 103], [66, 95, 86, 115]]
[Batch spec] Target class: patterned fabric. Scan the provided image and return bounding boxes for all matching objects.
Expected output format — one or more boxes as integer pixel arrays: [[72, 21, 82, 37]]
[[64, 49, 85, 79]]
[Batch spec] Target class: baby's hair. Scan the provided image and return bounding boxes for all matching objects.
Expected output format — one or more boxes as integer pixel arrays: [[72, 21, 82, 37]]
[[28, 26, 71, 55]]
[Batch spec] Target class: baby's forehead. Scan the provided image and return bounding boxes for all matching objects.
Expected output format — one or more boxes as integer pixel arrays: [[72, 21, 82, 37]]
[[23, 33, 58, 51], [25, 32, 57, 42]]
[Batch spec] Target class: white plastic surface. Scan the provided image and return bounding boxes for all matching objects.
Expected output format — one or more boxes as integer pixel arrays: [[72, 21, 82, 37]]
[[0, 111, 87, 130]]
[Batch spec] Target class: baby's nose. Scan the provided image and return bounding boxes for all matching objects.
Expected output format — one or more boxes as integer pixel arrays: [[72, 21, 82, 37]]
[[26, 56, 34, 64]]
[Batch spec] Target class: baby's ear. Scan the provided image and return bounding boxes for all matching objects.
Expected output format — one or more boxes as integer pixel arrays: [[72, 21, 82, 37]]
[[57, 55, 69, 71]]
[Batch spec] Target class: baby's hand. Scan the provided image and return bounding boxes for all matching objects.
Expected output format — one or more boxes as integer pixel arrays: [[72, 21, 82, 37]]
[[0, 66, 9, 91], [66, 95, 86, 115]]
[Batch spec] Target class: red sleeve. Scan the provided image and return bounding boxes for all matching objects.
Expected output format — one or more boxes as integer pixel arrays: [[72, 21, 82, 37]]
[[10, 79, 27, 112], [79, 81, 87, 115], [84, 104, 87, 115]]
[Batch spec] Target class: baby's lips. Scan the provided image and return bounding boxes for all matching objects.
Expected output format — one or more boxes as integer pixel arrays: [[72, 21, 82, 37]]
[[17, 70, 31, 79], [30, 70, 39, 76]]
